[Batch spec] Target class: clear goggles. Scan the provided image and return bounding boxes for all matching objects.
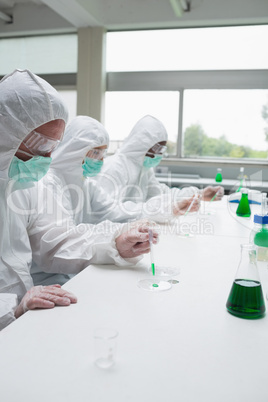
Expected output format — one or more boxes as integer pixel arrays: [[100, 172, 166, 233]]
[[86, 148, 107, 160], [146, 143, 167, 158], [22, 130, 62, 156]]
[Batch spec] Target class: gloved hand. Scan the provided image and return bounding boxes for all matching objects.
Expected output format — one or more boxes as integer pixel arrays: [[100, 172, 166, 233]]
[[173, 194, 201, 216], [15, 284, 77, 319], [202, 185, 224, 201], [115, 224, 159, 259]]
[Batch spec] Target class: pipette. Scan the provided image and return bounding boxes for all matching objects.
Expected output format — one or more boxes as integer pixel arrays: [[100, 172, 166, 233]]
[[183, 193, 199, 217], [148, 228, 155, 276], [209, 189, 221, 203]]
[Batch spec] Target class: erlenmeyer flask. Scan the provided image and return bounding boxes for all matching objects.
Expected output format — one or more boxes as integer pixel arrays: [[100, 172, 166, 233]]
[[226, 244, 266, 319], [236, 189, 251, 217]]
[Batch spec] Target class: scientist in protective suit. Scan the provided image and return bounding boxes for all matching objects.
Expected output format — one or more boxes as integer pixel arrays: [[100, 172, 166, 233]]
[[0, 69, 158, 330], [96, 115, 224, 205]]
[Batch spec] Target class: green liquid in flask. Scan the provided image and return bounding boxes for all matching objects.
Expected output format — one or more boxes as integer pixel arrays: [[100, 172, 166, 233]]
[[215, 173, 222, 182], [236, 194, 251, 217], [254, 228, 268, 247], [226, 279, 265, 319]]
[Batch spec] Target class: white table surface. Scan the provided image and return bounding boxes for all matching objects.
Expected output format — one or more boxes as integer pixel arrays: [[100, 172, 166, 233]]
[[1, 197, 268, 402]]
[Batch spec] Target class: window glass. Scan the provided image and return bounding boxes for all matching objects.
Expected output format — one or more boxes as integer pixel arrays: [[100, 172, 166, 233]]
[[182, 90, 268, 159], [0, 34, 77, 75], [106, 26, 268, 72], [104, 91, 179, 154]]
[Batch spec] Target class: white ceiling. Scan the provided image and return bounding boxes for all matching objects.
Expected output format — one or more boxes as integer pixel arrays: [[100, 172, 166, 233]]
[[0, 0, 268, 37]]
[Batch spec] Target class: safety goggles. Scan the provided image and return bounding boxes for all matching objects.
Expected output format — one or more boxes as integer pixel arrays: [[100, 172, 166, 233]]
[[86, 148, 107, 160], [22, 130, 62, 156], [146, 143, 167, 158]]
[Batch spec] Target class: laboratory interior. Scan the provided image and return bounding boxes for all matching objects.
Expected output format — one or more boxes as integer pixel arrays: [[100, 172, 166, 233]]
[[0, 1, 268, 401]]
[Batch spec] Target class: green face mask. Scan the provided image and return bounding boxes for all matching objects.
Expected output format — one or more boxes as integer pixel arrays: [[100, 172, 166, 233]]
[[8, 155, 52, 183], [143, 155, 163, 169], [82, 157, 103, 177]]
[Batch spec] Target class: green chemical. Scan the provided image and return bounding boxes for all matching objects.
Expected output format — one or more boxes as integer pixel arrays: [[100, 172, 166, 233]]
[[215, 173, 222, 182], [152, 283, 159, 288], [236, 193, 251, 217], [254, 228, 268, 247], [254, 227, 268, 261], [151, 262, 155, 276], [226, 279, 265, 319]]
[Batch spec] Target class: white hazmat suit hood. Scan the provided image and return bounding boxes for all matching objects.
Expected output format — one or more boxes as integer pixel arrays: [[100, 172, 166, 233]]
[[0, 69, 68, 328], [50, 115, 109, 220], [0, 69, 68, 180], [116, 115, 168, 190]]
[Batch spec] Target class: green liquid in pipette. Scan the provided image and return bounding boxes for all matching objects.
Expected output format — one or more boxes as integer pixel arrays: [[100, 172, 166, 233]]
[[226, 279, 265, 319], [151, 263, 159, 287]]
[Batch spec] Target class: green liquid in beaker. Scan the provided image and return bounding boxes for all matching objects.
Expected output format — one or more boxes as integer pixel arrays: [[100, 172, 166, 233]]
[[226, 279, 265, 319], [236, 194, 251, 217]]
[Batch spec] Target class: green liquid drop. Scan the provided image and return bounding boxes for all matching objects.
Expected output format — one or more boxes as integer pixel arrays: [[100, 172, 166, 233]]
[[226, 279, 265, 319], [152, 284, 159, 288]]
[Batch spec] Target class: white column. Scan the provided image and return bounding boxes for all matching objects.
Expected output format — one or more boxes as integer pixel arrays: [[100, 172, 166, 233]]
[[77, 27, 106, 123]]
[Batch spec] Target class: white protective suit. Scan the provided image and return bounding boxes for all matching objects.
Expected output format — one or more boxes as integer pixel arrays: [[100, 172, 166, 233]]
[[96, 115, 199, 207], [0, 70, 140, 328], [49, 115, 181, 226]]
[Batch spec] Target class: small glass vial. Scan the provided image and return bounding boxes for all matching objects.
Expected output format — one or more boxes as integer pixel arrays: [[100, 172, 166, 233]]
[[249, 214, 268, 261], [226, 244, 266, 319], [236, 189, 251, 217], [215, 168, 222, 183]]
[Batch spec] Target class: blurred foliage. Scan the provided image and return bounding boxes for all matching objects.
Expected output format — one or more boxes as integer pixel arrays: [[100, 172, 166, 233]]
[[182, 124, 267, 159]]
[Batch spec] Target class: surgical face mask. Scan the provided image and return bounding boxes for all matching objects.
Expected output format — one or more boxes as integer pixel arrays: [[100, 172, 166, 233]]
[[82, 157, 103, 177], [8, 154, 52, 183], [143, 155, 163, 169]]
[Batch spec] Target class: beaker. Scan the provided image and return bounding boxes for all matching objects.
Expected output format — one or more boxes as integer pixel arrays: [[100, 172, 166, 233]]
[[226, 244, 266, 319], [236, 189, 251, 217]]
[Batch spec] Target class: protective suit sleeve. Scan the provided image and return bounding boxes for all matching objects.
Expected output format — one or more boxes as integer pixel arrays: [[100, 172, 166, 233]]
[[146, 169, 199, 201], [24, 178, 141, 274], [0, 293, 18, 331], [83, 180, 144, 224], [38, 220, 141, 274]]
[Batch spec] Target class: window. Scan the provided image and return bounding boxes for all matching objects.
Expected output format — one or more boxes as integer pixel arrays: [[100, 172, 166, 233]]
[[105, 91, 179, 154], [183, 89, 268, 160], [0, 34, 77, 75], [105, 25, 268, 161]]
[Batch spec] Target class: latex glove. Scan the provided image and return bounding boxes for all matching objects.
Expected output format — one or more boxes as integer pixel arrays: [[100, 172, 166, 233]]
[[202, 185, 224, 201], [115, 224, 159, 259], [15, 285, 77, 319], [173, 194, 201, 216]]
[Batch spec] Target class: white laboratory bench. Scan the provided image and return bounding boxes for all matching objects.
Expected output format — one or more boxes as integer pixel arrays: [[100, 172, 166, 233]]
[[0, 197, 268, 402], [156, 174, 268, 192]]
